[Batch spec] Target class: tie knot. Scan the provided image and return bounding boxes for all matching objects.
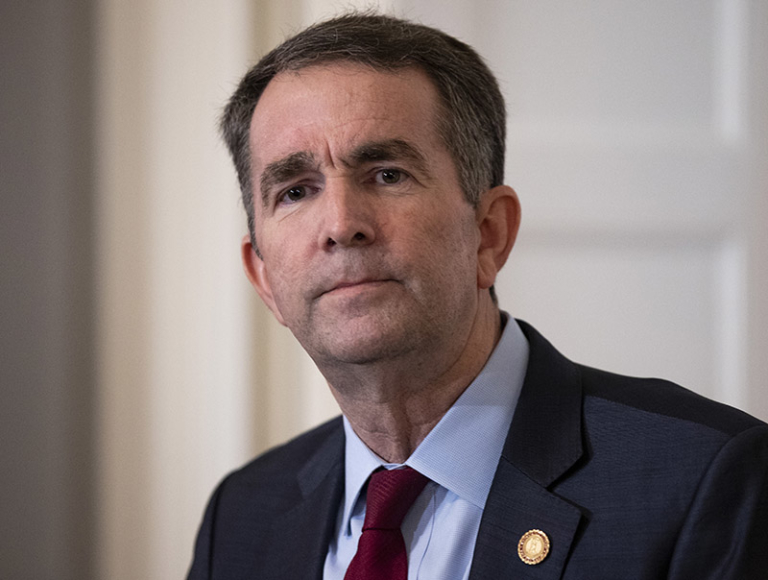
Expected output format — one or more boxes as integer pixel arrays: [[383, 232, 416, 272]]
[[362, 467, 429, 531]]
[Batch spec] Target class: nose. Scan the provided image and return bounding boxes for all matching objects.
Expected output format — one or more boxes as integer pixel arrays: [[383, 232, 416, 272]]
[[318, 178, 376, 249]]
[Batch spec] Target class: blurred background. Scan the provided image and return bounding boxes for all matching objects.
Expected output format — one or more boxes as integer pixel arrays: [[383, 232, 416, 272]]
[[2, 0, 766, 578]]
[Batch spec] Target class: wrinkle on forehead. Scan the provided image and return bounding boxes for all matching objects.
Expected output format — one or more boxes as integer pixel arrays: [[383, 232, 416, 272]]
[[250, 63, 452, 209]]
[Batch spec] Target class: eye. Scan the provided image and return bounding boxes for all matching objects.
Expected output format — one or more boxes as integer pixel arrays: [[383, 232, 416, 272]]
[[376, 168, 406, 185], [280, 185, 309, 204]]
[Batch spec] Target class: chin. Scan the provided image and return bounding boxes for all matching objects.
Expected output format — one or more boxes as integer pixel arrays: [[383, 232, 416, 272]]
[[317, 335, 409, 366], [307, 320, 419, 366], [295, 303, 441, 364]]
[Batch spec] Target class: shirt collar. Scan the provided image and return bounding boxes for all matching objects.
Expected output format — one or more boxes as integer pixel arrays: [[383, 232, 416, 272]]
[[340, 314, 529, 533]]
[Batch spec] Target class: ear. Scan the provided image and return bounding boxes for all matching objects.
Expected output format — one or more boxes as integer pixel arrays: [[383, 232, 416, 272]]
[[241, 235, 287, 326], [476, 185, 521, 290]]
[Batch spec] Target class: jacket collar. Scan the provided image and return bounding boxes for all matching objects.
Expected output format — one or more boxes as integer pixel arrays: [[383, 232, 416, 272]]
[[504, 320, 584, 486], [470, 320, 586, 580]]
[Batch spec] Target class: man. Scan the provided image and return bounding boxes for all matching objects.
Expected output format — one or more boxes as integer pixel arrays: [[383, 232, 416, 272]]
[[189, 13, 768, 580]]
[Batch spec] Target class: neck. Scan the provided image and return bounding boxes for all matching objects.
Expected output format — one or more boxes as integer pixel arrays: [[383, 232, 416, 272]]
[[323, 298, 502, 463]]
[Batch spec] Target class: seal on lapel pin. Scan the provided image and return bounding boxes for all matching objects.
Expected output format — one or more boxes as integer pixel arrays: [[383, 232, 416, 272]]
[[518, 529, 550, 565]]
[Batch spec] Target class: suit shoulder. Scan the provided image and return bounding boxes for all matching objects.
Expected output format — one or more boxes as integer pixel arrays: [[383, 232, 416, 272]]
[[579, 364, 764, 437], [199, 416, 343, 524], [188, 417, 345, 577]]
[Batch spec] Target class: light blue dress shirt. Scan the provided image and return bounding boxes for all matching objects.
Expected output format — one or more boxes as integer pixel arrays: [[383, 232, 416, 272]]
[[323, 315, 529, 580]]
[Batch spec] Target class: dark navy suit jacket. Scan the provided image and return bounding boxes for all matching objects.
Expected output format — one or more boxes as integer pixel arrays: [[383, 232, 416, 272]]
[[188, 321, 768, 579]]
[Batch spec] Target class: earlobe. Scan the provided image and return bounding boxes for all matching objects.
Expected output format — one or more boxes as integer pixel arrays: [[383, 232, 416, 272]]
[[476, 185, 521, 290], [241, 235, 287, 326]]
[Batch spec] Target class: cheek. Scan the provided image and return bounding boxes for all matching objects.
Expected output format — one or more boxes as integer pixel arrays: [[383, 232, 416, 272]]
[[260, 241, 309, 310], [408, 206, 479, 282], [269, 256, 305, 297], [428, 203, 478, 255]]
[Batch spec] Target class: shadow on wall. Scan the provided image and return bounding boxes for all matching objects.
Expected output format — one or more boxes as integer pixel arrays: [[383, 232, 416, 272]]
[[1, 1, 97, 578]]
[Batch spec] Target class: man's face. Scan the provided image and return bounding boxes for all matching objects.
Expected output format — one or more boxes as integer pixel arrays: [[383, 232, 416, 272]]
[[245, 63, 486, 368]]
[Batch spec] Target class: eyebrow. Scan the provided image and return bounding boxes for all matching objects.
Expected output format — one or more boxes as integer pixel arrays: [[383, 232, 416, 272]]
[[345, 139, 429, 174], [260, 151, 318, 207], [258, 139, 429, 208]]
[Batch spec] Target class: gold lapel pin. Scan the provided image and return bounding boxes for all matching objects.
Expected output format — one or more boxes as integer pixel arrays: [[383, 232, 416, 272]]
[[518, 529, 550, 565]]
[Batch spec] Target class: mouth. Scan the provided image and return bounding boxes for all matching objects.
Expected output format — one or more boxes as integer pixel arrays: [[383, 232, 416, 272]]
[[320, 278, 394, 297]]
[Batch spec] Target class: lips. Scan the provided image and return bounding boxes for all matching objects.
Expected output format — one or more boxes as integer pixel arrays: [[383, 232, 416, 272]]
[[312, 259, 399, 299], [322, 278, 391, 296]]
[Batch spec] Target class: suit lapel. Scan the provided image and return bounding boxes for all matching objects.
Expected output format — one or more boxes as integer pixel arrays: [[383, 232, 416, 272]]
[[470, 321, 586, 580], [254, 423, 345, 580]]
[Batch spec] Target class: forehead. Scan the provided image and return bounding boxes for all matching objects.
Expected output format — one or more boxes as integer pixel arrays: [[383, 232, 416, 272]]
[[248, 63, 446, 170]]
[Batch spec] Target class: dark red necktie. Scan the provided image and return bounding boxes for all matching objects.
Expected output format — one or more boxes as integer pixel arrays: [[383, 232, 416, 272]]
[[344, 467, 429, 580]]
